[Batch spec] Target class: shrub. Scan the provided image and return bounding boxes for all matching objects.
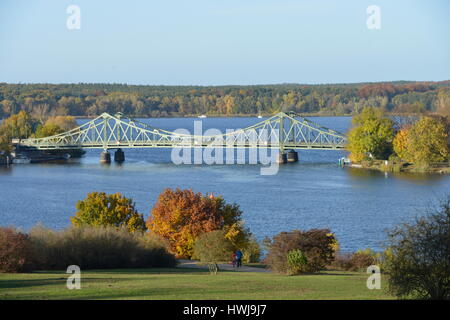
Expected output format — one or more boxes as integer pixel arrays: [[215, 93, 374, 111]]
[[383, 197, 450, 299], [192, 230, 234, 274], [242, 236, 261, 263], [29, 225, 176, 270], [331, 249, 380, 271], [287, 249, 308, 275], [0, 227, 33, 272], [147, 188, 250, 258], [264, 229, 336, 274], [71, 192, 146, 233]]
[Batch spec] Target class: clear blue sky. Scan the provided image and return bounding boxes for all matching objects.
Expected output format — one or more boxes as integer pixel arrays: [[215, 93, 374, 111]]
[[0, 0, 448, 85]]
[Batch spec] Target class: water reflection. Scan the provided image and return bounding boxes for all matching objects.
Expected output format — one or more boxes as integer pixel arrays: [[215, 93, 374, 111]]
[[0, 166, 12, 175], [346, 167, 446, 184]]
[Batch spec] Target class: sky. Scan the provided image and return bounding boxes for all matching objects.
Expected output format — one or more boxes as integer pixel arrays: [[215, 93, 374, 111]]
[[0, 0, 449, 85]]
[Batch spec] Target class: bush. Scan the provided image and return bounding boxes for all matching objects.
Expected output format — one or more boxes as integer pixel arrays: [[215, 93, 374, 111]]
[[331, 249, 380, 271], [193, 230, 234, 274], [384, 197, 450, 299], [242, 236, 261, 263], [287, 249, 308, 275], [0, 227, 33, 272], [264, 229, 336, 274], [29, 225, 176, 270]]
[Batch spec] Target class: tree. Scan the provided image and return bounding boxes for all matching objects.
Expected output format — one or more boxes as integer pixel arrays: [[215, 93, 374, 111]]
[[34, 123, 64, 138], [394, 117, 449, 166], [392, 127, 411, 160], [347, 107, 395, 162], [0, 111, 37, 153], [45, 116, 77, 131], [71, 192, 146, 233], [147, 188, 250, 258], [33, 116, 77, 138], [384, 197, 450, 299], [192, 230, 234, 274]]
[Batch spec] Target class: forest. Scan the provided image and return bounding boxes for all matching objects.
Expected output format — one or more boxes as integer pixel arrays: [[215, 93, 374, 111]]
[[0, 81, 449, 119]]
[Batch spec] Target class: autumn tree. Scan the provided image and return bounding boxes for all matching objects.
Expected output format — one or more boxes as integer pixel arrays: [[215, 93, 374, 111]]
[[347, 107, 395, 162], [0, 111, 37, 153], [393, 117, 449, 166], [34, 116, 77, 138], [392, 126, 411, 160], [71, 192, 146, 233], [147, 188, 250, 258]]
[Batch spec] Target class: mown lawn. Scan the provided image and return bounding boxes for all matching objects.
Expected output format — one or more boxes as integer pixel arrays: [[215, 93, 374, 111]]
[[0, 268, 394, 300]]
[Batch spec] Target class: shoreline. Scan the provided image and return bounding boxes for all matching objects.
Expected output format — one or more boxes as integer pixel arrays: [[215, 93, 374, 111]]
[[347, 160, 450, 174]]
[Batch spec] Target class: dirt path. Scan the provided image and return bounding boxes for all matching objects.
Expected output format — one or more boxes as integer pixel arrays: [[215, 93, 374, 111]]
[[177, 259, 271, 273]]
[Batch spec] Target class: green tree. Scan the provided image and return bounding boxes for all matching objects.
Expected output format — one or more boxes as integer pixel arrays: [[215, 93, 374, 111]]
[[193, 230, 235, 274], [0, 111, 37, 153], [347, 107, 395, 162], [71, 192, 146, 233], [384, 197, 450, 299], [34, 123, 64, 138]]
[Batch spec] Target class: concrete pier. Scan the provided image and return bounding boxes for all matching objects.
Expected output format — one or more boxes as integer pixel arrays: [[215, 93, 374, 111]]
[[114, 148, 125, 162], [100, 150, 111, 163], [276, 152, 287, 164], [287, 150, 299, 163]]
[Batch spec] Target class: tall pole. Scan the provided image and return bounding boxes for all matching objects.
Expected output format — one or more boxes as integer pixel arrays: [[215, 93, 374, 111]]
[[279, 114, 284, 154]]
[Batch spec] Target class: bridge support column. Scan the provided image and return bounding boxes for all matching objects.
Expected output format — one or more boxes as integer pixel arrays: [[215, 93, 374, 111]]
[[100, 150, 111, 163], [276, 152, 287, 164], [114, 148, 125, 163], [287, 149, 298, 163]]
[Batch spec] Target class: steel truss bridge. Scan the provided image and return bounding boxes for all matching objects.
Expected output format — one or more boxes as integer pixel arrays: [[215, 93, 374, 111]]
[[17, 112, 347, 154]]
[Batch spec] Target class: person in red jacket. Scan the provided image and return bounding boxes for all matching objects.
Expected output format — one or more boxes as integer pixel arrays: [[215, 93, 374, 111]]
[[231, 252, 237, 268]]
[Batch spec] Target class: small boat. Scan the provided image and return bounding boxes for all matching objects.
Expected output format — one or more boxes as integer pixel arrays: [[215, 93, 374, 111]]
[[12, 155, 31, 164], [198, 115, 207, 118], [257, 115, 263, 119]]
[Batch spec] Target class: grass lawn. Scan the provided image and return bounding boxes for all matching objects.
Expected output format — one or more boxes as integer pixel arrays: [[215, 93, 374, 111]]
[[0, 268, 394, 300]]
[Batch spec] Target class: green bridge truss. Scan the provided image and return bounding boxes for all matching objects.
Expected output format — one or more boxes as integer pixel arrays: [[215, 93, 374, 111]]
[[17, 112, 347, 152]]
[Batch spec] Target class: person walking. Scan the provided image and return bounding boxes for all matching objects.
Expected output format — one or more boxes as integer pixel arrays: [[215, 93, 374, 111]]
[[231, 252, 237, 268], [235, 249, 243, 268]]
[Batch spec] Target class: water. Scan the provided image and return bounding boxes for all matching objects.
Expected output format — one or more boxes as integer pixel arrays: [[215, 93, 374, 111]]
[[1, 116, 449, 252]]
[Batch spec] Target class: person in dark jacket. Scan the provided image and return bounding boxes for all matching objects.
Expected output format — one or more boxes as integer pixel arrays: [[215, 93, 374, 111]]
[[235, 249, 243, 268]]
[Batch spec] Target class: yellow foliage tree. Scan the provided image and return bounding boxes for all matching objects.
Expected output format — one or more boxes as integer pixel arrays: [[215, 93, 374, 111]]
[[409, 117, 449, 164], [71, 192, 146, 233], [395, 117, 449, 165], [393, 127, 411, 160]]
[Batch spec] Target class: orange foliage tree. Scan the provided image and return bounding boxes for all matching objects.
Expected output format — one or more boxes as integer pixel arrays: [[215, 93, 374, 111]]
[[147, 188, 250, 258]]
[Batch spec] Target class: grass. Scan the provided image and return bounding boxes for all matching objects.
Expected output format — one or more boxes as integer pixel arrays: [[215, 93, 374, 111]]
[[0, 268, 394, 300]]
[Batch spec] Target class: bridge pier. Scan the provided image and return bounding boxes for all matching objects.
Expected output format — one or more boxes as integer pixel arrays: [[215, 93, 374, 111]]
[[114, 148, 125, 163], [287, 150, 299, 163], [276, 152, 287, 164], [100, 150, 111, 163]]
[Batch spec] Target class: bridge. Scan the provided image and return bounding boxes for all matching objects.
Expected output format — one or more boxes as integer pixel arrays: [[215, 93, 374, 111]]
[[17, 111, 347, 163]]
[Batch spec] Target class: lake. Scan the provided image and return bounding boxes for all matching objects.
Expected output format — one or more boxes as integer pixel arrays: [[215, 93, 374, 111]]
[[1, 116, 449, 252]]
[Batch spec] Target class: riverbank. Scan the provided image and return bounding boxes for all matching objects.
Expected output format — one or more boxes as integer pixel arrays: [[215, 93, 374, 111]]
[[349, 160, 450, 174]]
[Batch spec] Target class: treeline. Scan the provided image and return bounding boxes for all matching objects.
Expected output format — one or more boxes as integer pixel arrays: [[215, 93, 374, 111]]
[[0, 81, 449, 118]]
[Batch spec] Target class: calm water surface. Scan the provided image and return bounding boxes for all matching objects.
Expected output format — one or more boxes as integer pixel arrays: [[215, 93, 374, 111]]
[[1, 116, 449, 251]]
